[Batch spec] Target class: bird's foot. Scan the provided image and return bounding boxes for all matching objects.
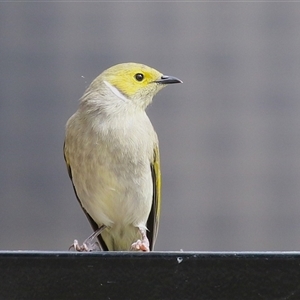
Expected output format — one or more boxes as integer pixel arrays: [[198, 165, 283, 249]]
[[131, 239, 150, 252], [131, 227, 150, 252], [69, 225, 106, 252], [69, 239, 98, 252]]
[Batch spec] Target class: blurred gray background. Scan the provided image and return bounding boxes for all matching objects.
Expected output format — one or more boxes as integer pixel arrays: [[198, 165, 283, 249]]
[[1, 2, 300, 251]]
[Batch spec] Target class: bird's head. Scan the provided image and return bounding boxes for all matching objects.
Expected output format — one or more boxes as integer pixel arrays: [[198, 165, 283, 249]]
[[85, 63, 182, 112]]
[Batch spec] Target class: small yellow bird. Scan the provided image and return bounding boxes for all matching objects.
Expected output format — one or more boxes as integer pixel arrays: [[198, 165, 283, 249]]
[[64, 62, 182, 251]]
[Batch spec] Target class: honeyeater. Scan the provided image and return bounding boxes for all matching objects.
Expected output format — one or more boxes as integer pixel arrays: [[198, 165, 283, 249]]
[[64, 62, 182, 251]]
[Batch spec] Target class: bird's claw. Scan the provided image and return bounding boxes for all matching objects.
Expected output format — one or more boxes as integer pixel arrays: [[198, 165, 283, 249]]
[[69, 226, 106, 252], [131, 226, 150, 252], [69, 239, 96, 252], [131, 239, 150, 252]]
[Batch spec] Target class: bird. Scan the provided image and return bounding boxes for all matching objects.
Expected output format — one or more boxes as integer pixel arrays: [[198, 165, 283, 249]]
[[64, 62, 182, 251]]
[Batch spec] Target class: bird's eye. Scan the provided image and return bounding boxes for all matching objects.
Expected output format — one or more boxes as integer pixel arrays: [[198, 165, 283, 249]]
[[135, 73, 144, 81]]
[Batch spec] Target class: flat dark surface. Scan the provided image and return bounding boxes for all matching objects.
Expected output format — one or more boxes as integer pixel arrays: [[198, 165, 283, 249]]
[[1, 251, 300, 300]]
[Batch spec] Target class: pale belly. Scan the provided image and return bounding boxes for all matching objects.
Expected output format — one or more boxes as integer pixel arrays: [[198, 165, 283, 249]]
[[72, 157, 153, 250]]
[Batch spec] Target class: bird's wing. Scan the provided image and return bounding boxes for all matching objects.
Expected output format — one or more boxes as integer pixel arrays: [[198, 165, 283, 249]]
[[63, 142, 109, 251], [147, 144, 162, 250]]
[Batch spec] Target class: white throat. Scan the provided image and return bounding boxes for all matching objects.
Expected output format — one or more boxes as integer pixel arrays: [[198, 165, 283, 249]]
[[104, 80, 129, 102]]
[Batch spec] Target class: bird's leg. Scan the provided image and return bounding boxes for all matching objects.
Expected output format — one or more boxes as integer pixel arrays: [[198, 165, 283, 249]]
[[131, 227, 150, 252], [69, 225, 106, 252]]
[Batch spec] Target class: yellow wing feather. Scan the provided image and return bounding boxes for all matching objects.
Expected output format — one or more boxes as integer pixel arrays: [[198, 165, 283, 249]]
[[148, 144, 161, 250]]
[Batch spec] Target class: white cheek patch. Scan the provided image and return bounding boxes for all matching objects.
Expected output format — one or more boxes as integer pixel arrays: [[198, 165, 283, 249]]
[[104, 80, 129, 102]]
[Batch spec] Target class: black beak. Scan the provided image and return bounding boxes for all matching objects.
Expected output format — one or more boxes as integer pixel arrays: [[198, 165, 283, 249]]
[[154, 75, 183, 84]]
